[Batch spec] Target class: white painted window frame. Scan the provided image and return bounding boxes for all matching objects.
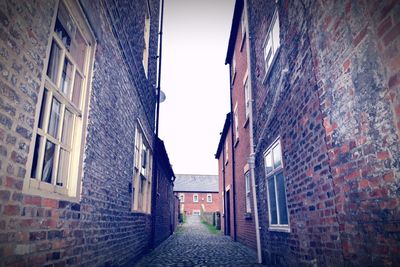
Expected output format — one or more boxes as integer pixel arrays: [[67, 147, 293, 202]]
[[262, 10, 280, 83], [193, 193, 199, 203], [264, 137, 290, 232], [207, 194, 212, 203]]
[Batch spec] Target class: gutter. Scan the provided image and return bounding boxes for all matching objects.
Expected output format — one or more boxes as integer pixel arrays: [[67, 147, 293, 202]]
[[244, 0, 262, 263]]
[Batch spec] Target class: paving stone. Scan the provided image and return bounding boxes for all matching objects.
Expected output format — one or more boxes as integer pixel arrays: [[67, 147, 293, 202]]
[[133, 216, 265, 267]]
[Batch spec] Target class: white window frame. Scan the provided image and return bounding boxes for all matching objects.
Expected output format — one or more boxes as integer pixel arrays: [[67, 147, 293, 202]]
[[23, 0, 96, 202], [179, 193, 184, 203], [264, 137, 290, 232], [245, 171, 251, 213], [132, 121, 153, 214], [193, 210, 200, 216], [262, 10, 280, 82], [142, 0, 151, 78], [240, 9, 246, 50], [225, 139, 229, 165], [193, 194, 199, 203], [231, 51, 236, 84], [206, 194, 212, 203], [234, 103, 239, 144], [243, 70, 250, 121]]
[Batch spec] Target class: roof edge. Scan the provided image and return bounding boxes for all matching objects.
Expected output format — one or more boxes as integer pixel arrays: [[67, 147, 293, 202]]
[[225, 0, 244, 65]]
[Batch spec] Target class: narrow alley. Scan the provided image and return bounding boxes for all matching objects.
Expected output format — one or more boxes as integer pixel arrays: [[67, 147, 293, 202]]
[[134, 216, 263, 267]]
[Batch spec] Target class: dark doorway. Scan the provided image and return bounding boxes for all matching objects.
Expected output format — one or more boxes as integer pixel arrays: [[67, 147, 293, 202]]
[[225, 189, 231, 236]]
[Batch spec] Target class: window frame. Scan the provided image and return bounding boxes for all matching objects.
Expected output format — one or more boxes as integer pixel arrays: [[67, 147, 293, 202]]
[[225, 139, 229, 165], [23, 0, 96, 202], [262, 10, 280, 83], [142, 0, 151, 78], [179, 193, 184, 203], [132, 120, 153, 214], [234, 103, 239, 145], [243, 70, 250, 122], [206, 194, 212, 203], [193, 193, 199, 203], [231, 51, 236, 84], [264, 137, 290, 232], [245, 171, 251, 213]]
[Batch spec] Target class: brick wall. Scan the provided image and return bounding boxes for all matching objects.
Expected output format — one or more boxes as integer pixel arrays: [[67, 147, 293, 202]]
[[0, 0, 162, 266], [307, 0, 400, 265], [248, 0, 400, 266], [248, 0, 342, 265]]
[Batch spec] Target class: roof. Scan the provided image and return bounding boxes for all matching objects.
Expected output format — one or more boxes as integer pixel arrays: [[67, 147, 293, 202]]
[[225, 0, 244, 65], [173, 174, 219, 192], [156, 137, 175, 180], [215, 112, 231, 159]]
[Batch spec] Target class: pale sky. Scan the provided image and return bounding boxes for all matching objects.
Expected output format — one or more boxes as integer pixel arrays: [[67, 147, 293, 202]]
[[159, 0, 235, 175]]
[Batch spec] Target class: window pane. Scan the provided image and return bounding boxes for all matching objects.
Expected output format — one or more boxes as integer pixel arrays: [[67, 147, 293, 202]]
[[276, 172, 288, 225], [70, 30, 86, 71], [272, 13, 280, 51], [31, 135, 43, 178], [273, 142, 282, 168], [41, 140, 56, 183], [60, 58, 73, 95], [55, 1, 75, 50], [38, 89, 49, 130], [48, 98, 61, 138], [47, 41, 61, 84], [61, 109, 73, 146], [265, 152, 273, 174], [72, 72, 83, 108], [56, 149, 70, 186], [268, 177, 277, 225]]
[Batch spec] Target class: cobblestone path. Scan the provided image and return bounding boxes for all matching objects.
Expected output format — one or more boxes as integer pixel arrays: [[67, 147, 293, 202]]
[[133, 215, 265, 267]]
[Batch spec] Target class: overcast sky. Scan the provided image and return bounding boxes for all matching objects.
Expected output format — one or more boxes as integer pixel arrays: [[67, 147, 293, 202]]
[[159, 0, 235, 175]]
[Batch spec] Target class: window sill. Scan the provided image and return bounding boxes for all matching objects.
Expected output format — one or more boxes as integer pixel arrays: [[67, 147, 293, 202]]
[[268, 225, 290, 233], [243, 116, 249, 128], [23, 179, 80, 203], [234, 138, 239, 147], [262, 47, 281, 85], [244, 212, 252, 220]]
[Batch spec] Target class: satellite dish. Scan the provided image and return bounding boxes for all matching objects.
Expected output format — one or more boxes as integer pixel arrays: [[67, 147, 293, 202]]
[[159, 90, 166, 103]]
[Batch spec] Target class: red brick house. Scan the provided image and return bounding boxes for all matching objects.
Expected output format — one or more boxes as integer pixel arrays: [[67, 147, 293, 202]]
[[173, 174, 220, 216], [221, 0, 400, 266], [215, 0, 258, 252]]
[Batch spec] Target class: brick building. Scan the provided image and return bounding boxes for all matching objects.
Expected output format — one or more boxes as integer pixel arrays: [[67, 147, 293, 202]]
[[0, 0, 177, 266], [174, 174, 220, 216], [222, 0, 400, 266], [215, 0, 258, 251]]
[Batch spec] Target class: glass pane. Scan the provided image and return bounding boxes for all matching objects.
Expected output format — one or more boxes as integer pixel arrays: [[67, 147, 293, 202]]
[[268, 177, 277, 225], [273, 142, 282, 168], [60, 58, 73, 95], [56, 149, 70, 186], [41, 140, 56, 183], [265, 152, 273, 174], [70, 30, 86, 71], [272, 13, 280, 51], [55, 1, 74, 50], [48, 98, 61, 138], [47, 41, 61, 84], [38, 89, 49, 129], [72, 72, 83, 107], [61, 109, 73, 146], [31, 135, 42, 178], [277, 172, 288, 225]]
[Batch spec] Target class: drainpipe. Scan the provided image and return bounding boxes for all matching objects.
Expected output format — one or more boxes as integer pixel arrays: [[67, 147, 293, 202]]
[[244, 0, 262, 263], [151, 0, 165, 249], [222, 138, 227, 235], [228, 66, 237, 242]]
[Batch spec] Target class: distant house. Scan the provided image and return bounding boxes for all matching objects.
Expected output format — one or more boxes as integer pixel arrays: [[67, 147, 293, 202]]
[[174, 174, 220, 216]]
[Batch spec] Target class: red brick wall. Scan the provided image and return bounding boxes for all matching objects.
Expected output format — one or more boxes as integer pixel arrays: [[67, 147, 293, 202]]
[[176, 192, 220, 215], [230, 11, 257, 250]]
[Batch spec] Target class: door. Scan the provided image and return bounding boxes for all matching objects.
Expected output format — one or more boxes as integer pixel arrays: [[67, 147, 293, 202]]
[[225, 189, 231, 236]]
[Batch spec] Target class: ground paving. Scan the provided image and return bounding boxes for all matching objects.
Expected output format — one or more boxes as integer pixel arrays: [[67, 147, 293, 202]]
[[133, 215, 265, 267]]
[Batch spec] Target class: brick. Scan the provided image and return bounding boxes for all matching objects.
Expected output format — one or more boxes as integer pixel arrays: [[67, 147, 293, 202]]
[[29, 231, 46, 241], [377, 16, 392, 38], [388, 72, 400, 89], [0, 190, 11, 201], [383, 22, 400, 46], [42, 198, 58, 209], [377, 151, 390, 160], [24, 195, 42, 206], [4, 205, 20, 216], [352, 26, 368, 47], [15, 126, 32, 140]]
